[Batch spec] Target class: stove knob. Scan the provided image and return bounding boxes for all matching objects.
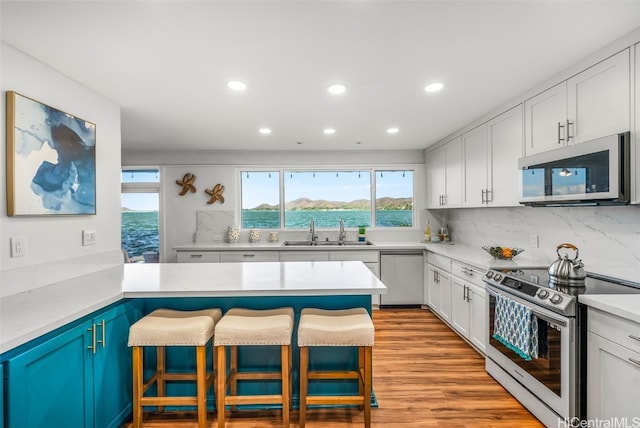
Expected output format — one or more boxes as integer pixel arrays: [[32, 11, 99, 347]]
[[537, 289, 549, 299], [493, 274, 502, 281], [485, 271, 494, 279], [550, 294, 563, 305]]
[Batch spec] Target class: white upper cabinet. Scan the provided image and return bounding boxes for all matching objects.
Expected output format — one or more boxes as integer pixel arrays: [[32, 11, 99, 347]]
[[524, 81, 567, 155], [427, 137, 462, 208], [463, 104, 523, 207], [462, 124, 489, 207], [524, 49, 630, 155], [487, 104, 523, 206]]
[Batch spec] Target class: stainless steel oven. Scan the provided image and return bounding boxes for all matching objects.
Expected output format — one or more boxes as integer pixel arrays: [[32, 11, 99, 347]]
[[483, 268, 640, 427], [486, 285, 575, 423]]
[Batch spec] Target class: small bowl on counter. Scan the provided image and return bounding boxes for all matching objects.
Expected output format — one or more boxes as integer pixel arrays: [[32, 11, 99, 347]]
[[482, 246, 524, 260]]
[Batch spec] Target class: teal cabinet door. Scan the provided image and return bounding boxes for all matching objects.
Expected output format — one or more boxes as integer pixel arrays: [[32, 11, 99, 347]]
[[93, 302, 139, 428], [6, 319, 94, 428], [1, 363, 4, 428]]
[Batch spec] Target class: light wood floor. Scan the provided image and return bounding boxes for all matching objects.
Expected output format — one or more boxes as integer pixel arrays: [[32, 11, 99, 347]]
[[124, 308, 543, 427]]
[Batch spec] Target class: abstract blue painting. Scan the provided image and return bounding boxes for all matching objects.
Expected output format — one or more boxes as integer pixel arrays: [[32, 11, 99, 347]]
[[6, 91, 96, 215]]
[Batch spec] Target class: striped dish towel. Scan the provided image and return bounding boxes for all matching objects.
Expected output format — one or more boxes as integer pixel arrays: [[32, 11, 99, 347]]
[[492, 294, 538, 361]]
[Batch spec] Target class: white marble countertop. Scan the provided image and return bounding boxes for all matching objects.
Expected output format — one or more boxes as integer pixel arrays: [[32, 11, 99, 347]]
[[173, 240, 427, 252], [579, 294, 640, 325], [0, 261, 386, 354], [122, 261, 387, 297]]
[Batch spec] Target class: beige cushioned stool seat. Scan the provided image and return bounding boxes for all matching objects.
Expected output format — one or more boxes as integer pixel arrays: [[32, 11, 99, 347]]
[[298, 308, 374, 347], [214, 307, 294, 346], [129, 308, 222, 347]]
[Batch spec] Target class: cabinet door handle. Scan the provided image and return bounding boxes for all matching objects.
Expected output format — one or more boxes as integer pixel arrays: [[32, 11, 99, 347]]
[[88, 324, 97, 354], [566, 119, 574, 141], [190, 254, 203, 258], [485, 189, 492, 203], [629, 334, 640, 343], [463, 285, 467, 301], [97, 319, 106, 348], [481, 189, 486, 204], [557, 122, 565, 144], [629, 358, 640, 367], [242, 254, 256, 258]]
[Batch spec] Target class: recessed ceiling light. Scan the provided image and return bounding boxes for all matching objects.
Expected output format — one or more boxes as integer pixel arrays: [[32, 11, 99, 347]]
[[323, 128, 336, 135], [227, 80, 247, 91], [327, 84, 346, 95], [386, 127, 399, 134], [424, 82, 444, 93], [258, 128, 272, 135]]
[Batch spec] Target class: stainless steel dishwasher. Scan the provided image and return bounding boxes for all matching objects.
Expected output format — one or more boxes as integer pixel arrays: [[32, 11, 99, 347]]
[[379, 251, 424, 307]]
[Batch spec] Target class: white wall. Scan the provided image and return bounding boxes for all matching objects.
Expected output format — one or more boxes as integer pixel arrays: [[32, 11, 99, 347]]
[[0, 43, 123, 297]]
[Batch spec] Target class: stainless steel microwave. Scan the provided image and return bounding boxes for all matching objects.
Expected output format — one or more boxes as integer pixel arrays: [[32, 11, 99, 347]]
[[518, 132, 630, 206]]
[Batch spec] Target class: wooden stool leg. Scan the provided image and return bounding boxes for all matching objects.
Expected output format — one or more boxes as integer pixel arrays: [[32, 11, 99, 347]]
[[299, 346, 308, 428], [132, 346, 143, 428], [358, 346, 365, 410], [196, 345, 208, 428], [364, 346, 372, 428], [281, 345, 290, 427], [157, 346, 166, 413], [212, 341, 217, 411], [216, 346, 226, 428], [229, 345, 238, 411]]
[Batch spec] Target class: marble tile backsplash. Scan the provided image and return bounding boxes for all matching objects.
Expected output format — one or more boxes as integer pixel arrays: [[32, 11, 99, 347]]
[[431, 206, 640, 284]]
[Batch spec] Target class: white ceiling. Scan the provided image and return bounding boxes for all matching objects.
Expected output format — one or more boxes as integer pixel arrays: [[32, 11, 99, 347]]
[[2, 1, 640, 153]]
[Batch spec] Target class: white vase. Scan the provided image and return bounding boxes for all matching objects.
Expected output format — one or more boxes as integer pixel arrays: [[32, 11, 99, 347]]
[[227, 226, 240, 243], [249, 229, 261, 243]]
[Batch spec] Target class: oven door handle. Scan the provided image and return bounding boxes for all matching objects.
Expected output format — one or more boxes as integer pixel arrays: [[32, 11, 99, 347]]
[[486, 286, 568, 327]]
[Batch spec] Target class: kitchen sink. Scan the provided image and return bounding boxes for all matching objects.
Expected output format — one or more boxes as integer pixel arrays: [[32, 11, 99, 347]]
[[281, 240, 375, 246]]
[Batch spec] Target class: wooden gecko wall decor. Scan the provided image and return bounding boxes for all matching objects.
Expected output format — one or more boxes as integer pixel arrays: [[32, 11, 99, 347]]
[[205, 183, 225, 204], [176, 173, 196, 195]]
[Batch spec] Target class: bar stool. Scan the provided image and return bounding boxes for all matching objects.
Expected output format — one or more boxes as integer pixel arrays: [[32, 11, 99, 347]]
[[128, 308, 222, 428], [214, 307, 294, 428], [298, 307, 375, 428]]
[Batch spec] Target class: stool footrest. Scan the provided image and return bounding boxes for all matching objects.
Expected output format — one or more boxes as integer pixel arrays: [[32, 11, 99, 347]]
[[233, 372, 284, 381], [306, 396, 365, 405], [308, 370, 361, 380], [225, 395, 284, 405], [140, 396, 200, 406]]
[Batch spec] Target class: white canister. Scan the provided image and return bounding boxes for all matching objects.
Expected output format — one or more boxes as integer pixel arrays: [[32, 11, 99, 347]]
[[268, 232, 279, 242], [227, 226, 240, 243], [249, 229, 261, 243]]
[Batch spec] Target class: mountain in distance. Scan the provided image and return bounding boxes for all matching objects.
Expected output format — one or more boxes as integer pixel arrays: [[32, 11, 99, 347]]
[[251, 197, 412, 211]]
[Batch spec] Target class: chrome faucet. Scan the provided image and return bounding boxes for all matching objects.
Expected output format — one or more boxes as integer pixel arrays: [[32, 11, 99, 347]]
[[309, 219, 318, 242], [338, 218, 346, 243]]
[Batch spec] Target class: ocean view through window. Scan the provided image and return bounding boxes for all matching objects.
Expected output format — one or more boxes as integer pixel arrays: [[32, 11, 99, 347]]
[[121, 169, 160, 262], [241, 169, 414, 229]]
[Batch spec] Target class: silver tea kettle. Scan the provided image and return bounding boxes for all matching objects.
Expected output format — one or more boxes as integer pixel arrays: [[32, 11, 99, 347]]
[[548, 243, 586, 286]]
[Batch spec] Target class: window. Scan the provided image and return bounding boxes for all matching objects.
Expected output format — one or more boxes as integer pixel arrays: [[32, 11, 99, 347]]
[[121, 168, 160, 262], [284, 170, 370, 228], [241, 171, 280, 229], [240, 168, 414, 229], [375, 170, 413, 227]]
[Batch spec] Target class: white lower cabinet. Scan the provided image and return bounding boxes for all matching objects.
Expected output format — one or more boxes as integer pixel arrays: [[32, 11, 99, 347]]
[[426, 254, 486, 354], [426, 262, 451, 323], [177, 251, 220, 263], [587, 308, 640, 419], [219, 251, 279, 262]]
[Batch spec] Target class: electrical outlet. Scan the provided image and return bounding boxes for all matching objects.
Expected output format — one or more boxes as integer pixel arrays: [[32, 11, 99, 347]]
[[82, 230, 96, 246], [213, 234, 222, 241], [10, 237, 26, 257], [530, 234, 539, 248]]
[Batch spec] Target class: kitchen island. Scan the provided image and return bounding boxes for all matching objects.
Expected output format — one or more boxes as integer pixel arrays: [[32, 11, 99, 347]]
[[0, 261, 386, 428]]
